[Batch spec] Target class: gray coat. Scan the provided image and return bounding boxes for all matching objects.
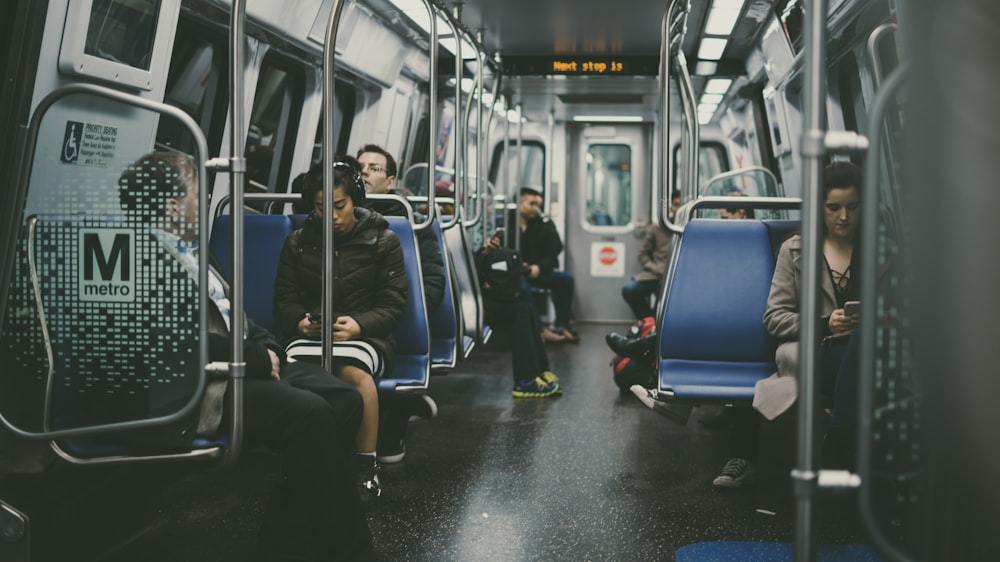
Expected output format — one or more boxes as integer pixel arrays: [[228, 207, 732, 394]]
[[755, 234, 838, 418], [634, 223, 673, 282]]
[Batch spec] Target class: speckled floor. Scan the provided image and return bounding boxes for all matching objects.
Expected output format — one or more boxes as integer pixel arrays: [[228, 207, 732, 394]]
[[24, 323, 870, 561]]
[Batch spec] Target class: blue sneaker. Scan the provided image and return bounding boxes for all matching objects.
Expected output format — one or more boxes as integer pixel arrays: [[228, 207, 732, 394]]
[[513, 377, 561, 398]]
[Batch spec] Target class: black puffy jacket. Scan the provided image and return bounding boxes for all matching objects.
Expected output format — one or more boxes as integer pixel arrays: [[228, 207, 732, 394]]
[[273, 207, 408, 373]]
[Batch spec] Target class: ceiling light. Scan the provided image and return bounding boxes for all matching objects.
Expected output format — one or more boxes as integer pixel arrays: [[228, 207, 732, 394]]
[[704, 78, 733, 94], [694, 61, 718, 75], [698, 112, 715, 125], [698, 38, 728, 60], [700, 93, 724, 104], [698, 103, 719, 114], [572, 115, 644, 122], [704, 7, 741, 36]]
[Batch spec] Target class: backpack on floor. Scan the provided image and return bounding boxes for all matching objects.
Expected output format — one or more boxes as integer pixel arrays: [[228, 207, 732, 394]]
[[611, 316, 657, 392]]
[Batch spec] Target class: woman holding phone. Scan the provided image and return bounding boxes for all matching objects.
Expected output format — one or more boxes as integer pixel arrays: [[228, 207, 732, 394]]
[[756, 161, 865, 466]]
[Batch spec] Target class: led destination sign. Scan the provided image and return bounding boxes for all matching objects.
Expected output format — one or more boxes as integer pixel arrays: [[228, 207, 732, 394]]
[[502, 56, 660, 76]]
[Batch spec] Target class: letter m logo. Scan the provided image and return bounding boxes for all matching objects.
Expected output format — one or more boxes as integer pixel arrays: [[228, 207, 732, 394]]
[[79, 228, 135, 302]]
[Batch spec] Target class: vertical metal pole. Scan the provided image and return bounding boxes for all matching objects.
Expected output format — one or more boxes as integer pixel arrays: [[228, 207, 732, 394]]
[[502, 100, 510, 245], [321, 0, 347, 370], [481, 67, 501, 243], [675, 50, 698, 200], [794, 1, 829, 560], [450, 8, 465, 228], [514, 103, 524, 252], [417, 0, 437, 231], [469, 35, 484, 227], [223, 0, 247, 467]]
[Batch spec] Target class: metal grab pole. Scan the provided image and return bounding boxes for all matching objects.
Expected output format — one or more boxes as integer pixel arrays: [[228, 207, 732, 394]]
[[480, 68, 501, 244], [221, 0, 247, 469], [442, 9, 462, 230], [794, 0, 829, 560], [514, 102, 524, 252], [321, 0, 348, 371], [416, 0, 437, 231]]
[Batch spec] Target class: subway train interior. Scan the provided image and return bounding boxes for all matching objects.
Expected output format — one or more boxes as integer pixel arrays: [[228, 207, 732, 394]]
[[0, 0, 997, 560]]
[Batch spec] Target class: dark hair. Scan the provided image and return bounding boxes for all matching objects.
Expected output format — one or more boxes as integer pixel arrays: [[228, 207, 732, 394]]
[[295, 157, 366, 212], [356, 144, 397, 177], [118, 151, 196, 222], [520, 186, 543, 199], [823, 161, 862, 194], [671, 189, 681, 201]]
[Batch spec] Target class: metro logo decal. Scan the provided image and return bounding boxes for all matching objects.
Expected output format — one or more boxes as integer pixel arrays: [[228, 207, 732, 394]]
[[79, 228, 135, 302]]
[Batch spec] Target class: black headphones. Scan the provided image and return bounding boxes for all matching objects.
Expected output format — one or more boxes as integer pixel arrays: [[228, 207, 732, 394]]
[[333, 161, 366, 205]]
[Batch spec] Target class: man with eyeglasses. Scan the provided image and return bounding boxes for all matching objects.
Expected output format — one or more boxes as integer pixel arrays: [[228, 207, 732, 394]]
[[356, 144, 444, 465]]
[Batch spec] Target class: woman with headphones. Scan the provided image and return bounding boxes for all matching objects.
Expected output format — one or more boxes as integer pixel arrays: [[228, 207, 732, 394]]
[[273, 157, 408, 503]]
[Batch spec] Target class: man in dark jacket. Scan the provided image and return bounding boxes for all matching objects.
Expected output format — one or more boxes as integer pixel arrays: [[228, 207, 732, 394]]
[[118, 151, 373, 561], [518, 187, 579, 341], [356, 145, 442, 464]]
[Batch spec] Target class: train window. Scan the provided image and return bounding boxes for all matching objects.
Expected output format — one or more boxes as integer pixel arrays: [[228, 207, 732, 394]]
[[584, 144, 632, 228], [245, 55, 304, 195], [311, 82, 357, 166], [672, 142, 729, 193], [774, 0, 804, 54], [84, 0, 161, 71], [156, 20, 226, 160], [488, 141, 546, 198]]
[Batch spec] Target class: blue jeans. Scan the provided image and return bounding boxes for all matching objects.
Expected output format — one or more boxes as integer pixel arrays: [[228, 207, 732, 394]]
[[621, 278, 660, 319], [527, 270, 575, 328]]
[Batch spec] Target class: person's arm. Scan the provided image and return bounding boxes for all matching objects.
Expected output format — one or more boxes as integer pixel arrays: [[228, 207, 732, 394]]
[[351, 230, 409, 337], [763, 238, 801, 340], [272, 234, 310, 341], [534, 220, 563, 275], [417, 227, 446, 313], [638, 226, 656, 270]]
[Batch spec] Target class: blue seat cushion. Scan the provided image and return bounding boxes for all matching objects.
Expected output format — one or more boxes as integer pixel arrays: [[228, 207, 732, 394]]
[[659, 359, 776, 401]]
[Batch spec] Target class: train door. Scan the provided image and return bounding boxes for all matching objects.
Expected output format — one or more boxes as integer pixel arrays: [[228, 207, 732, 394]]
[[564, 124, 651, 323]]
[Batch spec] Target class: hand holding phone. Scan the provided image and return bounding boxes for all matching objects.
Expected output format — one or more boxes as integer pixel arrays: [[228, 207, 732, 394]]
[[843, 301, 860, 317]]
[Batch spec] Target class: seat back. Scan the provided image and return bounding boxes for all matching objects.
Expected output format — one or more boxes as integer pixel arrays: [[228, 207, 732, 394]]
[[428, 219, 460, 368], [382, 217, 431, 391], [0, 215, 220, 461], [443, 224, 487, 350], [658, 219, 785, 401], [209, 214, 292, 331]]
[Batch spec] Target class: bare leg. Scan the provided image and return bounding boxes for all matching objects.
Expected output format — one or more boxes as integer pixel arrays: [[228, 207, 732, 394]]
[[335, 364, 379, 454]]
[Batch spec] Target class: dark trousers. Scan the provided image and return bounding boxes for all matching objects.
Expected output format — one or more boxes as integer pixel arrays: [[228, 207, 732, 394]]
[[483, 292, 550, 385], [621, 278, 660, 319], [244, 362, 373, 562], [728, 405, 762, 462], [527, 270, 575, 327], [820, 331, 860, 442]]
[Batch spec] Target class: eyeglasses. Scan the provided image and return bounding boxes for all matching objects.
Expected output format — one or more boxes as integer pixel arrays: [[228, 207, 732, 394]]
[[362, 164, 386, 175]]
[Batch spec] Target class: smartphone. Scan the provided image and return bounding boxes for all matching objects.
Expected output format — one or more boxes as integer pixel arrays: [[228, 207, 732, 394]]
[[309, 313, 322, 324], [492, 228, 505, 242], [844, 301, 860, 317]]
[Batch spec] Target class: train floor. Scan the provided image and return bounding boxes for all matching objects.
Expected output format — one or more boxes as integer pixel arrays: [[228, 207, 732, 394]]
[[58, 322, 871, 561]]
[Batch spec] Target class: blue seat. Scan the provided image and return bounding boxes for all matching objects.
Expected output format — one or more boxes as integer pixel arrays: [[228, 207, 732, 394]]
[[658, 219, 784, 402], [381, 216, 431, 392], [428, 219, 460, 368], [209, 214, 292, 331], [216, 214, 430, 393]]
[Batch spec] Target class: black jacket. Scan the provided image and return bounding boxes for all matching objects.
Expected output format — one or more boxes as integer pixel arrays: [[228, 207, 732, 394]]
[[365, 193, 445, 313], [272, 207, 408, 373], [519, 214, 563, 276]]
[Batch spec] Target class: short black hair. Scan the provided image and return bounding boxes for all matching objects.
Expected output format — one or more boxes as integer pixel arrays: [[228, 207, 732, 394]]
[[118, 151, 196, 222], [356, 144, 397, 177], [520, 186, 543, 199], [671, 189, 681, 200]]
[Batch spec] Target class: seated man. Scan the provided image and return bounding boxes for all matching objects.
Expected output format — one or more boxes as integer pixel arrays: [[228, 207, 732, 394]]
[[719, 185, 756, 220], [118, 151, 373, 561], [273, 161, 408, 502], [518, 187, 579, 341], [356, 144, 444, 464], [477, 230, 562, 398], [620, 190, 679, 319]]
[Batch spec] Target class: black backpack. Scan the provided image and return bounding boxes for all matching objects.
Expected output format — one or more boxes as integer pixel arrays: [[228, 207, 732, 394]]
[[477, 246, 523, 302]]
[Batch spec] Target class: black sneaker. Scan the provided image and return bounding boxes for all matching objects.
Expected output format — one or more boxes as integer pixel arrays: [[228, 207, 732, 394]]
[[376, 440, 406, 464], [357, 457, 382, 502], [512, 377, 561, 398], [713, 457, 755, 488]]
